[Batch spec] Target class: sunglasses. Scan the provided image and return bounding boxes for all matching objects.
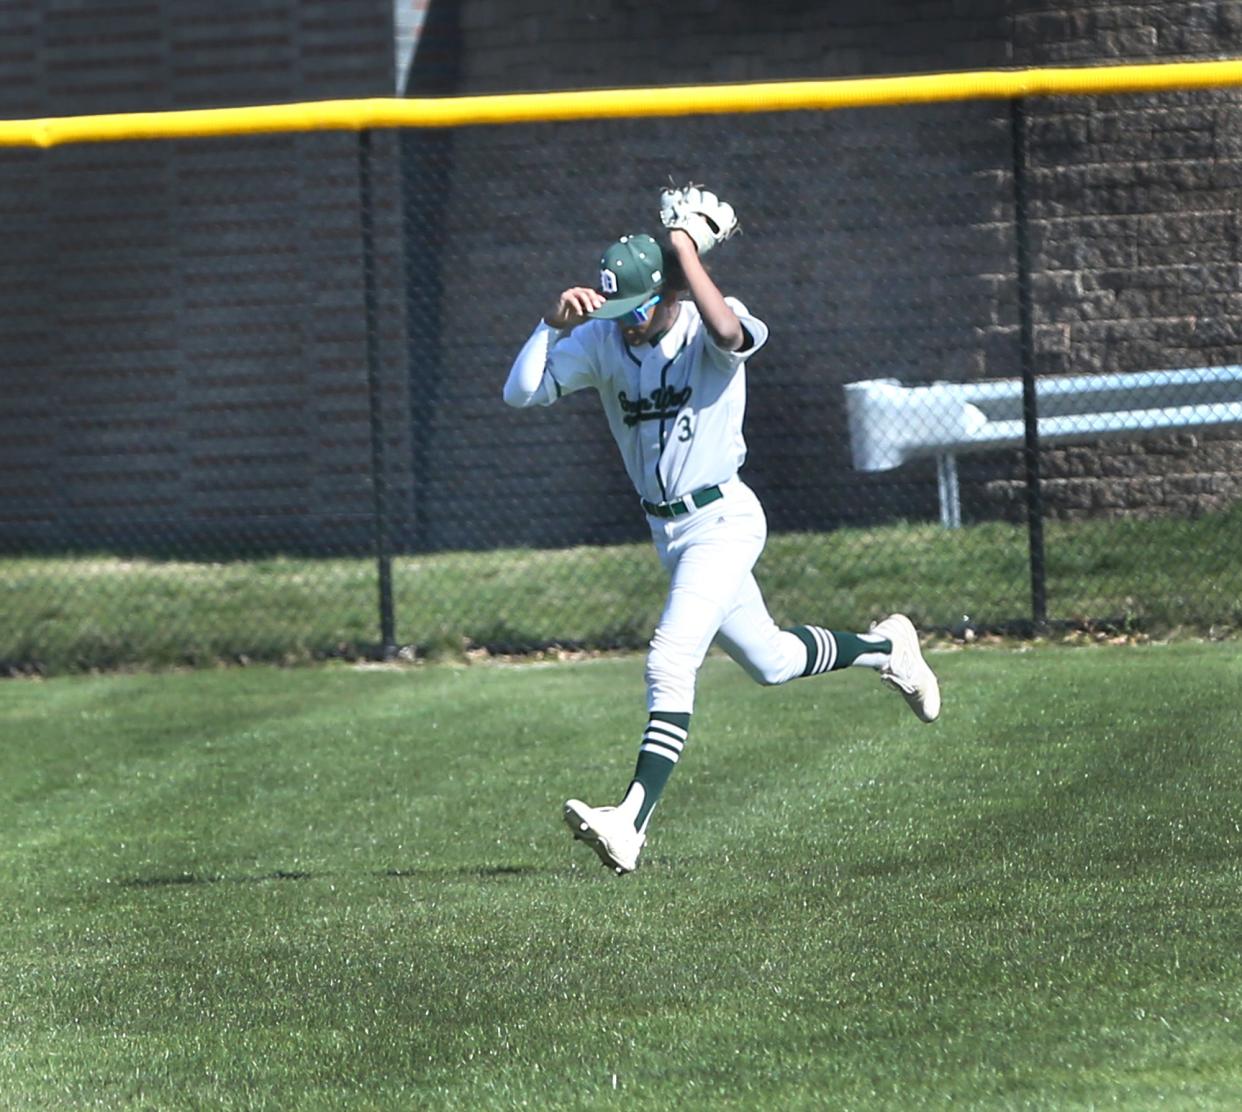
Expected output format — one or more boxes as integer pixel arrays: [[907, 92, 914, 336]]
[[622, 294, 662, 327]]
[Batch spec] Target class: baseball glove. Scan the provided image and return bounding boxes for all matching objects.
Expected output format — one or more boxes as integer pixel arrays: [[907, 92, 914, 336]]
[[658, 183, 739, 255]]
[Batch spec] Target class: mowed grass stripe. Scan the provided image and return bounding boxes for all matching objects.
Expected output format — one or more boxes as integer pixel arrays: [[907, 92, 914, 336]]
[[2, 644, 1241, 1109]]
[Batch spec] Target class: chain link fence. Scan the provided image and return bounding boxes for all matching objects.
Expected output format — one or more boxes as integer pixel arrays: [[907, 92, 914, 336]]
[[3, 87, 1242, 674]]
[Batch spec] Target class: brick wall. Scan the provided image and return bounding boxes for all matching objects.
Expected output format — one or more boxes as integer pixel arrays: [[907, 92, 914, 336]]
[[0, 0, 406, 554]]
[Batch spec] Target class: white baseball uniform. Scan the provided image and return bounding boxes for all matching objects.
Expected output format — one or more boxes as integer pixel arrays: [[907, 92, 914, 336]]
[[504, 297, 815, 713]]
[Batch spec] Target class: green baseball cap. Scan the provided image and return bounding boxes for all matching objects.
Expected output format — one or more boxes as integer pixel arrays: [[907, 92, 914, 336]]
[[588, 233, 664, 319]]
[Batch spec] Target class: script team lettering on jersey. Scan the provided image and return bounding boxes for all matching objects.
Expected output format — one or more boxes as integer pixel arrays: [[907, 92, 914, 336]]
[[618, 385, 693, 427]]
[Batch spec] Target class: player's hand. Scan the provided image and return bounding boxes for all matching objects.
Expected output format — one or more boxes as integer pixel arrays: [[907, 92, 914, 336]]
[[545, 287, 604, 329], [666, 228, 700, 257]]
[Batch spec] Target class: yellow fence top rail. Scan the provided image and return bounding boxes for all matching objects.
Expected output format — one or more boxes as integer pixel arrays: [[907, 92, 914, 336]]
[[2, 58, 1242, 147]]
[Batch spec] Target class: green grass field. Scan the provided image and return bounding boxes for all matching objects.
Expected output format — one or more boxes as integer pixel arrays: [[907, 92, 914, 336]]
[[4, 643, 1242, 1109]]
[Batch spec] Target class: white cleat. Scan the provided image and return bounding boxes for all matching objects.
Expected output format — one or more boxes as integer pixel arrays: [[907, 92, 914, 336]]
[[871, 613, 941, 723], [563, 800, 645, 875]]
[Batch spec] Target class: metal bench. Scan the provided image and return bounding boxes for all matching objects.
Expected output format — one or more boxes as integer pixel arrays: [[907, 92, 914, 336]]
[[844, 366, 1242, 527]]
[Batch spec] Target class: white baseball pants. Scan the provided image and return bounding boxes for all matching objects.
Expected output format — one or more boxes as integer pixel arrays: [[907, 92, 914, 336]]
[[645, 477, 807, 713]]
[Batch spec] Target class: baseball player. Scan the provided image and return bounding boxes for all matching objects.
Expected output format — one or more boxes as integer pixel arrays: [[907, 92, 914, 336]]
[[503, 184, 940, 875]]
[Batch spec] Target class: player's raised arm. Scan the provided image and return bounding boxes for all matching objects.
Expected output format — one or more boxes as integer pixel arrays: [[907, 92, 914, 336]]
[[659, 185, 744, 351], [666, 231, 743, 351], [503, 286, 603, 408]]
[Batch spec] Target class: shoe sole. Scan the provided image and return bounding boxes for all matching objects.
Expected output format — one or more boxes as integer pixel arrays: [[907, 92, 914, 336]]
[[563, 801, 635, 875], [881, 672, 940, 723]]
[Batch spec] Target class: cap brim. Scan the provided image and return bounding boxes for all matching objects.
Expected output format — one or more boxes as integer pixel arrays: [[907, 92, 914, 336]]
[[588, 291, 653, 320]]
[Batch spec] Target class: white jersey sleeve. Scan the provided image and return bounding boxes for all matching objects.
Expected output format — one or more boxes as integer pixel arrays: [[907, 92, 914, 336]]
[[503, 321, 600, 408], [702, 297, 769, 373]]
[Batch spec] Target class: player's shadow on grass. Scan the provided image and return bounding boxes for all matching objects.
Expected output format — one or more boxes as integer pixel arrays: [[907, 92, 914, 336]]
[[118, 865, 541, 888], [119, 870, 311, 888], [384, 865, 538, 879]]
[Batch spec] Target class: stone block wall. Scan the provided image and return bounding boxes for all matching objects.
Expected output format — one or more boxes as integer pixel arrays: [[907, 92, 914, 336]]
[[987, 3, 1242, 520]]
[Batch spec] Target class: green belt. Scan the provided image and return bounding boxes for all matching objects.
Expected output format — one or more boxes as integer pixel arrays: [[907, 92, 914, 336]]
[[641, 485, 723, 519]]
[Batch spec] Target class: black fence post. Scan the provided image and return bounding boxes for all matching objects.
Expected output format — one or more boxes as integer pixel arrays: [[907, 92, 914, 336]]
[[358, 128, 397, 658], [1010, 97, 1048, 630]]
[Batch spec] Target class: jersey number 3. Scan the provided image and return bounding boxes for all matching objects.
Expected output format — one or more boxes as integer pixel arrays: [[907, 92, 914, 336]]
[[677, 415, 693, 442]]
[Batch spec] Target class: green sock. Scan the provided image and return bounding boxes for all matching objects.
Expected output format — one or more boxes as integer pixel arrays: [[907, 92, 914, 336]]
[[788, 626, 892, 676], [622, 711, 690, 831]]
